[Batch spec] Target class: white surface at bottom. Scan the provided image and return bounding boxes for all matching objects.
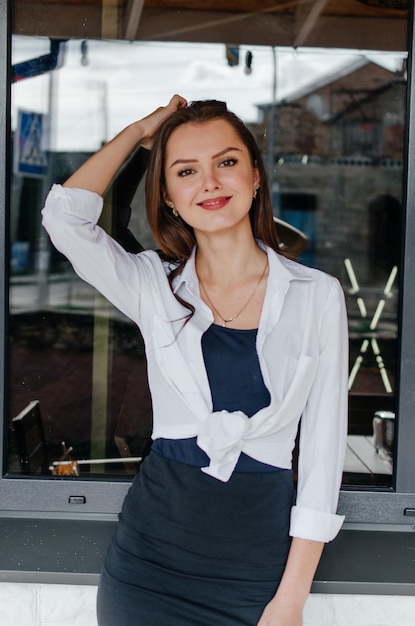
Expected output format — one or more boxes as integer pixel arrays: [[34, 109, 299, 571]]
[[1, 582, 415, 625]]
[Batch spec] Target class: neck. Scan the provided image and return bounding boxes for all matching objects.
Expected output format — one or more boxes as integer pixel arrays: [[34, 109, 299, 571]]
[[195, 229, 265, 285]]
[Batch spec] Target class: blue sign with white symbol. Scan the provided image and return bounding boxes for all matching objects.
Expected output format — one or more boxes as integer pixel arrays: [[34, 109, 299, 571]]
[[14, 110, 48, 178]]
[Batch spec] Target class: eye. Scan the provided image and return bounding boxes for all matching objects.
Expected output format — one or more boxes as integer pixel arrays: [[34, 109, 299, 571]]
[[177, 168, 195, 177], [219, 157, 237, 168]]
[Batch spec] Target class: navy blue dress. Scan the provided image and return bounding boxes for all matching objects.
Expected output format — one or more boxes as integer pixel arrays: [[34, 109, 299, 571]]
[[97, 325, 294, 625]]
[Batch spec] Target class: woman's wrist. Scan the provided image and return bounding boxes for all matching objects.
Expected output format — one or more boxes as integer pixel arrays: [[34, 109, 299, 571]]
[[129, 120, 150, 147], [269, 537, 324, 612], [113, 121, 148, 155], [272, 579, 310, 608]]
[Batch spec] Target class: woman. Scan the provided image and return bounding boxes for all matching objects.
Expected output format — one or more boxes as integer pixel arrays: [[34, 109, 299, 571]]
[[42, 95, 348, 626]]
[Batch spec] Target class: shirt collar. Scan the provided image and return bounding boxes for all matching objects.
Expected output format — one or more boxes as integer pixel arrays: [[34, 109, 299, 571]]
[[172, 246, 198, 295], [262, 242, 314, 287], [172, 243, 313, 296]]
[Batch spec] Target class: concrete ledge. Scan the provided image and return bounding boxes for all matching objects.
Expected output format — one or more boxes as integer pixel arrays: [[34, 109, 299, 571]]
[[1, 583, 415, 626]]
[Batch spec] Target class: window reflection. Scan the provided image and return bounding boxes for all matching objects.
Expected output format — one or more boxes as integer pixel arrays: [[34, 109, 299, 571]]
[[8, 36, 405, 486], [253, 56, 403, 487]]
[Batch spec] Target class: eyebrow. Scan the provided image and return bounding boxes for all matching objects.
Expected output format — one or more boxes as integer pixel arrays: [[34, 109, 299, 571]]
[[168, 146, 243, 168]]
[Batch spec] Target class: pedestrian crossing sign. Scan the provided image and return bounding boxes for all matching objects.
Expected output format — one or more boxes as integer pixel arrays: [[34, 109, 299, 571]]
[[14, 110, 49, 178]]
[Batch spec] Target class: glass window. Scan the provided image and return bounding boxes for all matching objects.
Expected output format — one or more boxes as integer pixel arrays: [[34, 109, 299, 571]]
[[6, 1, 408, 493]]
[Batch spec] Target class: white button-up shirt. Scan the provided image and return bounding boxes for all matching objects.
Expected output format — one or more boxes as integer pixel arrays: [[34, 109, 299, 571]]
[[42, 184, 348, 542]]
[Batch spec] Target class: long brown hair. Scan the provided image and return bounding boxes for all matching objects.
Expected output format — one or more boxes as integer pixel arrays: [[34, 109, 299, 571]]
[[146, 100, 281, 256], [145, 100, 282, 316]]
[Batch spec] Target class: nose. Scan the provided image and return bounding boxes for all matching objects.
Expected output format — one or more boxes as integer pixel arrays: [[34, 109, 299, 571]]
[[202, 167, 221, 192]]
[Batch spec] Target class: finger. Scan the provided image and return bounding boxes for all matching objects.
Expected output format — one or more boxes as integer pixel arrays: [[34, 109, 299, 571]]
[[168, 94, 187, 110]]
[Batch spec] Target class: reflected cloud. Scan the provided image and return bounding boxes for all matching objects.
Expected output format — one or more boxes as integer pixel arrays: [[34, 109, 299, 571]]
[[11, 37, 405, 152]]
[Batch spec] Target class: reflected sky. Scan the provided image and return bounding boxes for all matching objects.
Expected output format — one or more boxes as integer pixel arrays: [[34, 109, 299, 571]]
[[11, 36, 405, 151]]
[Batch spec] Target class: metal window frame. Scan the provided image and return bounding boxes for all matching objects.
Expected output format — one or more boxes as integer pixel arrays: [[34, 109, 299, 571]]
[[1, 0, 415, 591]]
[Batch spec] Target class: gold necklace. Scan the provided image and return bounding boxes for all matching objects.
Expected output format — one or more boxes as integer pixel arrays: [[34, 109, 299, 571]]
[[199, 259, 268, 327]]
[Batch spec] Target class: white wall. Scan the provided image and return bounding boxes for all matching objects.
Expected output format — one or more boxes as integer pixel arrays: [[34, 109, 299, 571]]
[[1, 583, 415, 625]]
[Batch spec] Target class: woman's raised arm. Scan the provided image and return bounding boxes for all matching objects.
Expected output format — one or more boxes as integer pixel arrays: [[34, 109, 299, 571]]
[[63, 94, 187, 195]]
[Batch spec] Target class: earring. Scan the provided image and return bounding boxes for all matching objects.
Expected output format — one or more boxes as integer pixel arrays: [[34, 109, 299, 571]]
[[166, 201, 179, 217], [253, 186, 259, 199]]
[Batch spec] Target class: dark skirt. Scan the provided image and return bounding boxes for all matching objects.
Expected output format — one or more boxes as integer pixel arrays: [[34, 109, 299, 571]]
[[97, 452, 294, 626]]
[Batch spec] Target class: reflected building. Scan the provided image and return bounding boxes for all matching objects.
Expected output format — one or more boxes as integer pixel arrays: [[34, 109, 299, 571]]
[[249, 58, 404, 283], [248, 58, 404, 446]]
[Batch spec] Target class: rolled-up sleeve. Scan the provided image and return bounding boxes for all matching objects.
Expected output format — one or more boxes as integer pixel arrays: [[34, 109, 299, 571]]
[[41, 184, 143, 324], [290, 278, 348, 542]]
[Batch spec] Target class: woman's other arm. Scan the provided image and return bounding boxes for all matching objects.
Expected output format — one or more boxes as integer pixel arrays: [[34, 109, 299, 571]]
[[63, 94, 187, 194], [258, 277, 348, 625], [257, 537, 323, 626]]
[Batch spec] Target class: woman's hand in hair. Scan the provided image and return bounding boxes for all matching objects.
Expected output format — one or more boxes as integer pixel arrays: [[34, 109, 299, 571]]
[[63, 95, 187, 194], [137, 94, 187, 150]]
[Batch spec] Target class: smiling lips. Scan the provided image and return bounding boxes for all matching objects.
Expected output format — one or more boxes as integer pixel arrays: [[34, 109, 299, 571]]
[[197, 196, 232, 210]]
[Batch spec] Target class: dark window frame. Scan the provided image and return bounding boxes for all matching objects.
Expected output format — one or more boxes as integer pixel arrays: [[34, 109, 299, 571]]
[[1, 0, 415, 592]]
